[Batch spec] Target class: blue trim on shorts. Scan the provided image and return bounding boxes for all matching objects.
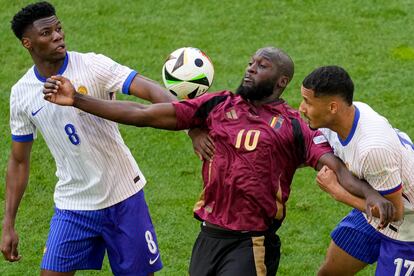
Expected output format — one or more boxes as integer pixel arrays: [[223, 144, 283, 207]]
[[331, 209, 380, 264]]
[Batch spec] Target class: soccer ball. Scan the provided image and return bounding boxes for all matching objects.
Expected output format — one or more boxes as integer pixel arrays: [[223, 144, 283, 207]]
[[162, 47, 214, 99]]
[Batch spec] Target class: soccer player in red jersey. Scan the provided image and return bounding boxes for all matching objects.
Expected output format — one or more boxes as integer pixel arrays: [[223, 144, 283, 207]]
[[43, 47, 395, 275]]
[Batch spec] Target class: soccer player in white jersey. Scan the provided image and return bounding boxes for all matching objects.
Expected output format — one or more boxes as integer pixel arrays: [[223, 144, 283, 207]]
[[299, 66, 414, 276], [0, 2, 207, 275]]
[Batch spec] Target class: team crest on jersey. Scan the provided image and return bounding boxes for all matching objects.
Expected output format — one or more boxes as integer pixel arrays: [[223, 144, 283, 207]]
[[269, 115, 284, 130], [225, 108, 238, 120], [77, 85, 88, 95]]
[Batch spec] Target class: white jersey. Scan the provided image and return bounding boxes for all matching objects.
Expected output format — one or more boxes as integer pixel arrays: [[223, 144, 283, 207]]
[[320, 102, 414, 241], [10, 51, 146, 210]]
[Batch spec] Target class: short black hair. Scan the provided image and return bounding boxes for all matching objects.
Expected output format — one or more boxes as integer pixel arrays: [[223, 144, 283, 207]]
[[11, 1, 56, 40], [302, 65, 354, 105]]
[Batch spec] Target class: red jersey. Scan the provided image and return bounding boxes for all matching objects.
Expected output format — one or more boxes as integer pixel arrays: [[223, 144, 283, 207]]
[[173, 91, 332, 231]]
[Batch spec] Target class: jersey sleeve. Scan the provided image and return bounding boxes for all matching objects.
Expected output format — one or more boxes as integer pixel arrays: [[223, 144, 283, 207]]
[[87, 53, 137, 95], [360, 147, 402, 195], [172, 92, 228, 130], [299, 119, 333, 168], [10, 88, 36, 142]]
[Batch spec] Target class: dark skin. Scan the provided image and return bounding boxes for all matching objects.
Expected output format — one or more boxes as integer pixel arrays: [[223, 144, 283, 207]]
[[1, 15, 68, 268], [22, 16, 66, 75], [2, 14, 206, 276], [43, 48, 395, 228], [194, 48, 292, 160]]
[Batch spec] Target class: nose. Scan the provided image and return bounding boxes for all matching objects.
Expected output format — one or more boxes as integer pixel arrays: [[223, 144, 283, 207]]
[[52, 30, 63, 41], [247, 62, 257, 74]]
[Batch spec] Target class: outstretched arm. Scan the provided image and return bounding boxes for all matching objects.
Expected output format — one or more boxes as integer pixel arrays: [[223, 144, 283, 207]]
[[128, 74, 176, 103], [317, 153, 395, 229], [43, 76, 177, 130], [128, 75, 215, 160]]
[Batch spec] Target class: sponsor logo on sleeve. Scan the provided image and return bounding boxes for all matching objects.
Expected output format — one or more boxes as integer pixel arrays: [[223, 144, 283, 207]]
[[313, 135, 328, 144]]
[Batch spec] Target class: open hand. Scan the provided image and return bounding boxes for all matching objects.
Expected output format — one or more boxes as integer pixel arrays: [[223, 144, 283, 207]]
[[365, 193, 395, 230], [188, 128, 215, 161], [43, 75, 76, 106]]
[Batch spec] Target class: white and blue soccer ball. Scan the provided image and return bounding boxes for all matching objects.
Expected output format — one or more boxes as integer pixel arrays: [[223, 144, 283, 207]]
[[162, 47, 214, 99]]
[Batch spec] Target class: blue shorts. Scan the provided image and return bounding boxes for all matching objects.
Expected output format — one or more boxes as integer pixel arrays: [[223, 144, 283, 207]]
[[331, 209, 381, 264], [375, 234, 414, 276], [41, 190, 162, 275]]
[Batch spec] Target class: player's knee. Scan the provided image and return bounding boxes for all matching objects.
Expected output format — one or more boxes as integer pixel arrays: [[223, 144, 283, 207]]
[[317, 263, 330, 276], [318, 264, 355, 276], [317, 262, 341, 276]]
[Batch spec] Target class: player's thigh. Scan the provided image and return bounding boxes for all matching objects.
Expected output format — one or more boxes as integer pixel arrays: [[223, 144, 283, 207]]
[[218, 234, 280, 276], [190, 224, 281, 276], [103, 191, 162, 276], [375, 236, 414, 276], [189, 229, 220, 276], [327, 209, 380, 265], [263, 233, 281, 275], [218, 242, 258, 276], [318, 240, 368, 276], [189, 235, 258, 276], [41, 208, 106, 272]]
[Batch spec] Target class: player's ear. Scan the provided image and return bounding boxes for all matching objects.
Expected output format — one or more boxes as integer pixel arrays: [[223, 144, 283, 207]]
[[329, 101, 338, 114], [277, 76, 289, 88], [21, 37, 32, 50]]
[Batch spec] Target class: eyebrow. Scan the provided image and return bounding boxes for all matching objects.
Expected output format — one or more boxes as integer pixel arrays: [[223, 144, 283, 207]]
[[37, 20, 61, 30], [38, 26, 52, 31], [259, 54, 273, 62]]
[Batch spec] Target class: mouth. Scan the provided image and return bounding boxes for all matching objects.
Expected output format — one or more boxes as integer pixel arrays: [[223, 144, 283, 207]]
[[300, 113, 310, 123], [55, 44, 66, 53], [243, 75, 253, 86], [302, 116, 314, 129], [305, 119, 317, 130]]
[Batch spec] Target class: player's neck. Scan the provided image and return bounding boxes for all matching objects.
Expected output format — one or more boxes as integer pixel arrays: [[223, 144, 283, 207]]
[[334, 105, 356, 140], [251, 94, 282, 107], [32, 55, 65, 79]]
